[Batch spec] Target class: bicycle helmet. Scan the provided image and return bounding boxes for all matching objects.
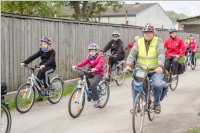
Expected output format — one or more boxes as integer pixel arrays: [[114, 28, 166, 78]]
[[88, 43, 100, 50], [142, 23, 154, 33], [112, 31, 120, 36], [168, 29, 177, 34], [41, 36, 52, 45]]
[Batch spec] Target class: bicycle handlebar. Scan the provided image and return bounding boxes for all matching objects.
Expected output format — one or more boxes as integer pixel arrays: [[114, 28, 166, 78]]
[[74, 68, 92, 74]]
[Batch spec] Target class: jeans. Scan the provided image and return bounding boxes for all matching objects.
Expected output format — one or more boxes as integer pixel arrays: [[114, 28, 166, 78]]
[[131, 70, 165, 106]]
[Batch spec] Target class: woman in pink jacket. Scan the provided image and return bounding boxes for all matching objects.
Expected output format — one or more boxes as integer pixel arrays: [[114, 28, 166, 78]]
[[72, 43, 104, 108], [188, 34, 198, 65]]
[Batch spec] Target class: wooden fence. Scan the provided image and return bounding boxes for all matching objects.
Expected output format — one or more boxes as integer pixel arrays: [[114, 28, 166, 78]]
[[1, 13, 200, 91]]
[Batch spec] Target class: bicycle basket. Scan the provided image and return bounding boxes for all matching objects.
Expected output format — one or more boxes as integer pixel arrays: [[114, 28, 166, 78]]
[[133, 69, 147, 82]]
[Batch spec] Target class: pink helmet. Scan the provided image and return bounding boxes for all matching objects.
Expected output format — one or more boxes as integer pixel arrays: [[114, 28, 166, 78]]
[[142, 23, 155, 33], [88, 43, 100, 50]]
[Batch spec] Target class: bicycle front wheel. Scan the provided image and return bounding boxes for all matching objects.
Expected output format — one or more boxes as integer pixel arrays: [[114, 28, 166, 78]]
[[15, 83, 35, 113], [48, 77, 63, 104], [1, 103, 12, 133], [169, 74, 179, 91], [132, 93, 145, 133], [68, 88, 85, 118], [98, 81, 110, 108]]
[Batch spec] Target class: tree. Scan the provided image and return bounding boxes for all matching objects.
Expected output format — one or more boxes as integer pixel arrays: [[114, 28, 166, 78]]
[[1, 1, 65, 17], [65, 1, 122, 21], [167, 11, 188, 24]]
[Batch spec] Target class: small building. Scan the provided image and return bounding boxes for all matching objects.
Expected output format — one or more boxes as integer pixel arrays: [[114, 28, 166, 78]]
[[98, 3, 174, 29], [177, 16, 200, 33]]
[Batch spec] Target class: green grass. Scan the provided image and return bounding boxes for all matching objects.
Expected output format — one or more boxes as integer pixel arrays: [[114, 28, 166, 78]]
[[196, 53, 200, 59], [5, 85, 76, 110], [185, 128, 200, 133]]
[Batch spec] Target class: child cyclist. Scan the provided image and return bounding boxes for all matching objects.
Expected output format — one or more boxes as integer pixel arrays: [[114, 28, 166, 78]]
[[20, 36, 56, 101], [72, 43, 104, 108]]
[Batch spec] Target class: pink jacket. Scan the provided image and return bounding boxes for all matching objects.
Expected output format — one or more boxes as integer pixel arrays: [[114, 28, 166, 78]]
[[188, 39, 197, 52], [75, 52, 104, 76]]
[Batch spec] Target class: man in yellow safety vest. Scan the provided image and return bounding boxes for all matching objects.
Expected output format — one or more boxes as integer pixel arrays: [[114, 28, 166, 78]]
[[124, 23, 166, 114]]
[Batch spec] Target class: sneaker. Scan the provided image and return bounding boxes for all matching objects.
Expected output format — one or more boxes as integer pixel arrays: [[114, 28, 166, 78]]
[[154, 105, 161, 114], [93, 100, 100, 108]]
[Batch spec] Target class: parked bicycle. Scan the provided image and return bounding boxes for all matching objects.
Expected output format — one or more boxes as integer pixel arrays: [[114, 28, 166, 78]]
[[103, 53, 126, 86], [68, 68, 110, 118], [131, 70, 158, 133], [1, 82, 12, 133], [15, 65, 63, 113]]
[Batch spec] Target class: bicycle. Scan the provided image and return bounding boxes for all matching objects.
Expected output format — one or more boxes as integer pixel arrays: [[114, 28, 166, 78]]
[[68, 68, 110, 118], [131, 70, 157, 133], [1, 82, 12, 133], [185, 50, 197, 70], [103, 53, 126, 86], [15, 65, 64, 113]]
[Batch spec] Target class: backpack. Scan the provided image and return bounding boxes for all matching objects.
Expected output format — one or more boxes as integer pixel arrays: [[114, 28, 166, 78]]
[[177, 63, 185, 75]]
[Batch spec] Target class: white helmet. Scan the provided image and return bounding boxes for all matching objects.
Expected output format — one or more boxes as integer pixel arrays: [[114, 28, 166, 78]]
[[112, 31, 120, 36], [88, 43, 100, 50]]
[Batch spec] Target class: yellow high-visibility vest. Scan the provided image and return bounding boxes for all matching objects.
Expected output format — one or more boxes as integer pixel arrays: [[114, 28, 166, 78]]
[[137, 36, 158, 70]]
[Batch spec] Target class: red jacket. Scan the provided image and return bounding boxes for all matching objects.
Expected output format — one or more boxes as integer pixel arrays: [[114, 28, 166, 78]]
[[164, 37, 186, 59], [126, 41, 136, 51], [75, 52, 104, 76]]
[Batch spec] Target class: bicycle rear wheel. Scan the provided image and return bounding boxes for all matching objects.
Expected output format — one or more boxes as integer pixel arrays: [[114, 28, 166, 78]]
[[48, 77, 63, 104], [15, 83, 35, 113], [1, 103, 12, 133], [132, 93, 145, 133], [98, 81, 110, 108], [115, 62, 126, 86], [68, 88, 85, 118]]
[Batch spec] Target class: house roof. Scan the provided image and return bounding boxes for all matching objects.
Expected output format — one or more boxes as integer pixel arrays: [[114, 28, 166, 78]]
[[177, 15, 200, 22], [101, 3, 158, 17], [62, 3, 158, 17]]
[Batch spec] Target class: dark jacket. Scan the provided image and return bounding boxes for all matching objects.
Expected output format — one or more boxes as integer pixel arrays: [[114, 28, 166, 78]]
[[103, 39, 125, 56], [23, 48, 56, 69]]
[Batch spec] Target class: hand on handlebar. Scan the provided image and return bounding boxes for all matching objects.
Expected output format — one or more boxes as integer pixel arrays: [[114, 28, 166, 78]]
[[39, 65, 45, 70], [72, 65, 77, 70], [124, 65, 132, 73], [155, 66, 163, 74], [90, 68, 96, 72], [20, 63, 26, 67]]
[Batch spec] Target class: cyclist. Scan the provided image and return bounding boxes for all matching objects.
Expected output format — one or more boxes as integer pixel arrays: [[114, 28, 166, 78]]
[[20, 36, 56, 101], [124, 23, 166, 114], [164, 29, 186, 75], [187, 34, 198, 66], [102, 31, 125, 69], [72, 43, 104, 108], [126, 36, 140, 51]]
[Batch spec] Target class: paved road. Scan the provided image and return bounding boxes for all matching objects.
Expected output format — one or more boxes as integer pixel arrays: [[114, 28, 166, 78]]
[[11, 68, 200, 133]]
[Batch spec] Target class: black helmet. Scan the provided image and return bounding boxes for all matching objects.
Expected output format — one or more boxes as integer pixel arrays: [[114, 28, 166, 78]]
[[168, 29, 177, 34], [41, 36, 52, 45]]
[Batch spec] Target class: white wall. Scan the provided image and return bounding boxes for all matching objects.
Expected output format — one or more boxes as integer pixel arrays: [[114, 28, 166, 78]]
[[136, 4, 174, 29], [99, 16, 136, 25]]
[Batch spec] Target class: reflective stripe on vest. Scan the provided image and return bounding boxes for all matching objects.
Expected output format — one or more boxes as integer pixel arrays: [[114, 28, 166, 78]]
[[137, 36, 158, 70]]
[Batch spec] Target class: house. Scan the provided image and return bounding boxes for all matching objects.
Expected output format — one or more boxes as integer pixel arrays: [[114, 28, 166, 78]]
[[177, 15, 200, 33], [98, 3, 174, 29]]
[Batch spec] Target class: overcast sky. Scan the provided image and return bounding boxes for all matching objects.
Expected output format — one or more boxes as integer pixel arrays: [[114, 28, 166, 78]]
[[125, 1, 200, 17]]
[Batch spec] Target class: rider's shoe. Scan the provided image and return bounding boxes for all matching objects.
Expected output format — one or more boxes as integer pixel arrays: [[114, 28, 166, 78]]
[[93, 100, 100, 108], [154, 105, 161, 114]]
